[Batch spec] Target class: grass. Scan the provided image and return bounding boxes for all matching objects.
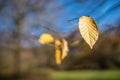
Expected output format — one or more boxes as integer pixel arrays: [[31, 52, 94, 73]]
[[50, 70, 120, 80]]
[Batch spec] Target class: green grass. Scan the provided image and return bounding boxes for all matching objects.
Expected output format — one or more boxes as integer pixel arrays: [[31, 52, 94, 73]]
[[50, 70, 120, 80]]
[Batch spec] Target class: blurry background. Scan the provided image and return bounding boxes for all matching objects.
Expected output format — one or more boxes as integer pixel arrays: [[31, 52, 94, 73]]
[[0, 0, 120, 80]]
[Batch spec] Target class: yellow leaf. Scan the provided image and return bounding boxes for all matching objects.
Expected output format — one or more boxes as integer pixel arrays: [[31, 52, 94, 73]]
[[55, 48, 61, 64], [79, 16, 99, 49], [61, 39, 69, 60], [55, 39, 62, 46], [55, 39, 62, 64], [38, 33, 54, 44]]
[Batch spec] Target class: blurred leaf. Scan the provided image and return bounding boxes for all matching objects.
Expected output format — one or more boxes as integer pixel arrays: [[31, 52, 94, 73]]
[[61, 39, 69, 60], [38, 33, 54, 44], [79, 16, 99, 49], [55, 39, 62, 64], [55, 48, 61, 65]]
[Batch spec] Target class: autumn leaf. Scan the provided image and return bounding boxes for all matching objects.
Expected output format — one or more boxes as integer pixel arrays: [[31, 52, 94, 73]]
[[55, 48, 61, 64], [38, 33, 54, 44], [79, 16, 99, 49], [55, 39, 62, 64], [61, 39, 69, 60]]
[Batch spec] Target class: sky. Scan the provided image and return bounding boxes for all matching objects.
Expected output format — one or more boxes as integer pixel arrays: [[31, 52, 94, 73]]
[[55, 0, 120, 32], [0, 0, 120, 36]]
